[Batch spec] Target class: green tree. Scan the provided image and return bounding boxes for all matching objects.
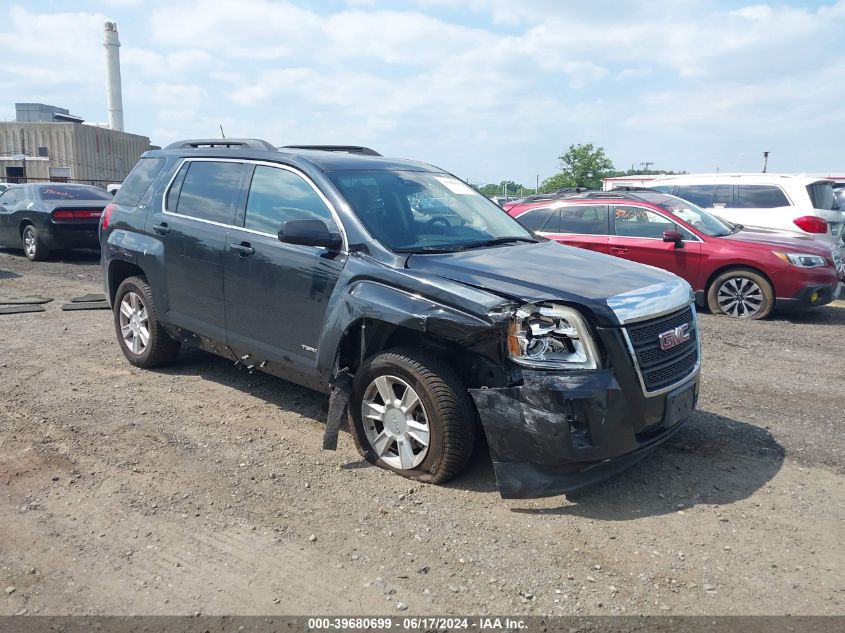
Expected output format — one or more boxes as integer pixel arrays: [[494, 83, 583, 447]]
[[540, 172, 576, 193], [557, 143, 615, 190], [478, 181, 524, 197]]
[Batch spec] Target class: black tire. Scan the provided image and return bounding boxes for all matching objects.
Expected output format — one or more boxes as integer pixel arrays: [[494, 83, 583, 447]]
[[21, 224, 49, 261], [113, 276, 180, 368], [707, 268, 774, 319], [349, 347, 476, 485]]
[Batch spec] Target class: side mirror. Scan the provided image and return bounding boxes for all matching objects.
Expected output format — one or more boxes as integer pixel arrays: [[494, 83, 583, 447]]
[[663, 229, 684, 248], [279, 218, 342, 250]]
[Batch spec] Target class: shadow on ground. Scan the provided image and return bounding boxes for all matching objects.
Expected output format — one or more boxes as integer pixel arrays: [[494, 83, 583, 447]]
[[149, 349, 785, 515], [510, 409, 784, 519], [0, 247, 101, 265]]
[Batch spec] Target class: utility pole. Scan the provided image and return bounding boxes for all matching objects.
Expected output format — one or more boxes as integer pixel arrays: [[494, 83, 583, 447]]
[[762, 151, 769, 173], [640, 161, 654, 171], [536, 174, 539, 194]]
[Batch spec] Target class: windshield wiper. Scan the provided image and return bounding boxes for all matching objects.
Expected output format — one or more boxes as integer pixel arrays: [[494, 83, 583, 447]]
[[460, 237, 538, 249], [393, 244, 470, 253]]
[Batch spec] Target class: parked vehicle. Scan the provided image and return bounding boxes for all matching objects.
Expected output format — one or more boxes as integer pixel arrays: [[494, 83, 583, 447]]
[[501, 188, 588, 212], [0, 183, 112, 260], [100, 138, 702, 499], [0, 183, 9, 193], [509, 190, 843, 319], [647, 174, 844, 256]]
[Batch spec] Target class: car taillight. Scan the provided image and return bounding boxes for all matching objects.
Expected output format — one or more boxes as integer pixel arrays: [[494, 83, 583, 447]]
[[52, 209, 103, 220], [793, 216, 828, 234], [101, 203, 115, 230]]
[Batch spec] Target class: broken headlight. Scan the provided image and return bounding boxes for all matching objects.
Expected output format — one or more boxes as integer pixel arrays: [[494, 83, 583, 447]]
[[508, 303, 599, 369]]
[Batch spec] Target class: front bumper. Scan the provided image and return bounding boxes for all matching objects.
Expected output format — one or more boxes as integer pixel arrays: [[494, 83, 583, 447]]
[[777, 281, 841, 309], [470, 362, 700, 499]]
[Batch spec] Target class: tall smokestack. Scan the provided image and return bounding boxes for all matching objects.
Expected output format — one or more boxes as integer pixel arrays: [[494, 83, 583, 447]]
[[103, 21, 124, 132]]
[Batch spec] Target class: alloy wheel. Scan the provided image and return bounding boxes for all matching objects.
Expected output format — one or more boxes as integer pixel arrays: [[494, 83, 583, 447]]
[[361, 374, 430, 470], [716, 277, 764, 318], [23, 228, 36, 258], [119, 291, 150, 354]]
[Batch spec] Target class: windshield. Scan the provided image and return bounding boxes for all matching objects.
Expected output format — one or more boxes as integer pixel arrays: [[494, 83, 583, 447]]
[[328, 170, 535, 252], [637, 193, 735, 236], [38, 185, 112, 201]]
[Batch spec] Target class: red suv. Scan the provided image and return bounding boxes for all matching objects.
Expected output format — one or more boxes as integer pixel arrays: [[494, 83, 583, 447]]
[[508, 191, 843, 319]]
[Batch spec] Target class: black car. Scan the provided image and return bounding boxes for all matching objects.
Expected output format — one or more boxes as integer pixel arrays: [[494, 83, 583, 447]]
[[0, 183, 112, 260], [100, 139, 701, 499]]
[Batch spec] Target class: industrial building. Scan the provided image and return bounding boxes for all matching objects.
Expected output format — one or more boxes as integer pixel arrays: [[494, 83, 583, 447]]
[[0, 22, 152, 187]]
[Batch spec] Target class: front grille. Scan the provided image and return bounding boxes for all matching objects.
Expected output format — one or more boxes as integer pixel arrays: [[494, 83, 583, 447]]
[[624, 306, 699, 392]]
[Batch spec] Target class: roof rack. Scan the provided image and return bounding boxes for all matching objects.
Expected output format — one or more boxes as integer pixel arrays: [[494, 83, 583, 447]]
[[576, 187, 659, 200], [165, 138, 277, 151], [281, 145, 382, 156]]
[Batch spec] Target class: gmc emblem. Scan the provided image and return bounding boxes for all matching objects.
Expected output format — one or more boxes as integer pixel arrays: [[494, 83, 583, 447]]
[[658, 323, 691, 351]]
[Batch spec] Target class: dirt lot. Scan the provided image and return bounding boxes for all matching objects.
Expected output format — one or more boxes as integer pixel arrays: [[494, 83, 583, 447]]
[[0, 248, 843, 616]]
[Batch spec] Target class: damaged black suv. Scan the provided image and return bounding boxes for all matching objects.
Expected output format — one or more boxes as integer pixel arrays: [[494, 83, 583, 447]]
[[100, 139, 701, 498]]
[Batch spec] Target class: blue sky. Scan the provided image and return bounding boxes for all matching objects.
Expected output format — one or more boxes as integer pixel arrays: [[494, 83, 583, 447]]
[[1, 0, 843, 186]]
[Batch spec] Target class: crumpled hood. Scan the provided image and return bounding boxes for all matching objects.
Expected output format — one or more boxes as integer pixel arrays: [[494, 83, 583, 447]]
[[406, 240, 688, 325]]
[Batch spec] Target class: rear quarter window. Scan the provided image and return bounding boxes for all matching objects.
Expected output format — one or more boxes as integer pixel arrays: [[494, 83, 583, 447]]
[[114, 157, 166, 207], [735, 185, 789, 209]]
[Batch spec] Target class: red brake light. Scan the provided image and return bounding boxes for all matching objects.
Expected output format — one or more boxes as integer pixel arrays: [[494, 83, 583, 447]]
[[101, 203, 115, 230], [793, 215, 828, 234], [52, 208, 104, 220]]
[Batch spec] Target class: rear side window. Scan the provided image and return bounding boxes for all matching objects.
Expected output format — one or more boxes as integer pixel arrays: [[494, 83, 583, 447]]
[[735, 185, 789, 208], [558, 205, 608, 235], [244, 166, 336, 234], [114, 157, 166, 207], [0, 188, 19, 205], [613, 205, 677, 238], [170, 161, 244, 224], [515, 207, 553, 231], [675, 185, 714, 208]]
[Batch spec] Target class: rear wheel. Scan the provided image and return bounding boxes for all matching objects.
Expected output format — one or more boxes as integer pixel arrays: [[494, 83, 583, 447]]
[[21, 225, 49, 261], [707, 269, 774, 319], [349, 348, 475, 484], [114, 276, 180, 367]]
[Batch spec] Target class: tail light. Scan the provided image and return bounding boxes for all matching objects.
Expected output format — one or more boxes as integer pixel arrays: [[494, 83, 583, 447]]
[[101, 203, 116, 230], [52, 209, 103, 220], [793, 215, 828, 234]]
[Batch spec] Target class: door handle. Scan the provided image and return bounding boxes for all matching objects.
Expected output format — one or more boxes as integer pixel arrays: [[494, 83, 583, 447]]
[[230, 242, 255, 257], [611, 247, 629, 254], [153, 223, 170, 235]]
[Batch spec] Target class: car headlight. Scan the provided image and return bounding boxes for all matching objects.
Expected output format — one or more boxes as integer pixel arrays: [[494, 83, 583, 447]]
[[773, 251, 829, 268], [507, 303, 599, 369]]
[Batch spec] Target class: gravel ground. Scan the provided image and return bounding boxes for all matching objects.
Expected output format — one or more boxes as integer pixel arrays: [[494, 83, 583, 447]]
[[0, 248, 843, 616]]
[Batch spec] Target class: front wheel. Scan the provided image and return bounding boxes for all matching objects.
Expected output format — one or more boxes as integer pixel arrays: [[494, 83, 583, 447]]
[[349, 348, 476, 484], [707, 269, 774, 319]]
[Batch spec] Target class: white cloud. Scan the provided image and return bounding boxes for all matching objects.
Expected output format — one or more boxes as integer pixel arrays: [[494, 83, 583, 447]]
[[1, 1, 845, 182]]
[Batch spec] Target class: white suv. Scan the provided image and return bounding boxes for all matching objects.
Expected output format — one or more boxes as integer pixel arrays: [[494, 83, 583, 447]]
[[648, 174, 844, 256]]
